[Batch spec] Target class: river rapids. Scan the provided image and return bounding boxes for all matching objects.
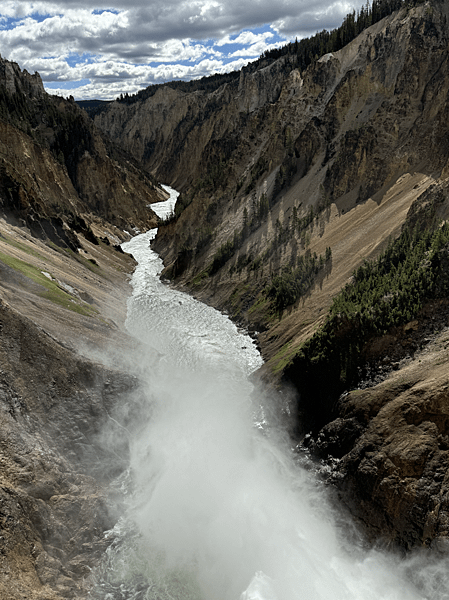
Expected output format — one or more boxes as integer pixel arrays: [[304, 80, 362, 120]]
[[88, 186, 449, 600]]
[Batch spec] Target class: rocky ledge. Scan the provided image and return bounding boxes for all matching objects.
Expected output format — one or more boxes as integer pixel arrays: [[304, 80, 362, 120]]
[[305, 304, 449, 550]]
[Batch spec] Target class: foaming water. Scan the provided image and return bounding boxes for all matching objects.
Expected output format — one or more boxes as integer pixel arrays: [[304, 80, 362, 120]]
[[150, 184, 179, 220], [89, 188, 449, 600]]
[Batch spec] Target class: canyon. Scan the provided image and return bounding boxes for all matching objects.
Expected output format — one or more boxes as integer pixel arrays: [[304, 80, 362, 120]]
[[91, 0, 449, 551], [1, 0, 449, 596]]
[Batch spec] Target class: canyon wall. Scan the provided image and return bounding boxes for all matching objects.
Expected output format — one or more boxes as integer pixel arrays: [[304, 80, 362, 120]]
[[94, 1, 449, 350], [0, 57, 166, 248], [92, 0, 449, 551], [2, 2, 449, 593], [0, 57, 161, 598]]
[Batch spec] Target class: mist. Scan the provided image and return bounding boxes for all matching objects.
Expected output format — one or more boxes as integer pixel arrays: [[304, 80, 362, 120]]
[[89, 189, 449, 600]]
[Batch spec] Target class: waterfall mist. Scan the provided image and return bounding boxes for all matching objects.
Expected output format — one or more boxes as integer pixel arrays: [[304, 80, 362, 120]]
[[90, 189, 449, 600]]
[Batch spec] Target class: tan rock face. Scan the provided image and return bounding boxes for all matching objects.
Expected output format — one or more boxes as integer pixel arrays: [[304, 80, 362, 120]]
[[307, 322, 449, 548], [0, 300, 130, 599], [0, 217, 147, 599], [0, 57, 162, 248], [0, 58, 166, 596], [92, 1, 449, 551], [95, 3, 449, 352], [94, 59, 288, 190]]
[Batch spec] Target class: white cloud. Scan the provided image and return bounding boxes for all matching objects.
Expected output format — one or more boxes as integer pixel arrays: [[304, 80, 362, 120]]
[[272, 1, 356, 36], [0, 0, 364, 99], [216, 30, 274, 48], [233, 30, 273, 46]]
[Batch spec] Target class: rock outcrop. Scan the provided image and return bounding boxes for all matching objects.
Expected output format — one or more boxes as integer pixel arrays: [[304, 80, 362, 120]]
[[309, 319, 449, 549], [0, 57, 44, 97], [0, 57, 166, 249], [0, 226, 146, 599], [0, 56, 163, 598], [93, 1, 449, 349], [0, 298, 134, 599]]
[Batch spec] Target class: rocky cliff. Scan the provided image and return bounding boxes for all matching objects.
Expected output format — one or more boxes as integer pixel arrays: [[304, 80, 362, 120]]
[[0, 212, 152, 599], [0, 57, 167, 249], [93, 0, 449, 342], [3, 0, 449, 593], [91, 0, 449, 551], [0, 58, 163, 598]]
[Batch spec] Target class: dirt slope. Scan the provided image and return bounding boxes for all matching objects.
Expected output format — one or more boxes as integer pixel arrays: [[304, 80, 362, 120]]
[[260, 172, 435, 372]]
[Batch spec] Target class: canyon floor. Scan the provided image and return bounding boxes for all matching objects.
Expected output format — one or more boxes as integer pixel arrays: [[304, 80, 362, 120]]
[[1, 199, 449, 597]]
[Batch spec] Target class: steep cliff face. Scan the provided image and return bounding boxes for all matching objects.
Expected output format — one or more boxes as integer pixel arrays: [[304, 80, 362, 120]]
[[0, 298, 133, 599], [0, 57, 45, 97], [94, 57, 289, 190], [94, 0, 449, 354], [0, 57, 165, 249], [91, 0, 449, 550], [0, 57, 165, 599], [324, 338, 449, 549], [0, 223, 148, 599]]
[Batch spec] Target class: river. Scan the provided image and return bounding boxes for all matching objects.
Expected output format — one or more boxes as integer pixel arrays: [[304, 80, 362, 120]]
[[89, 187, 448, 600]]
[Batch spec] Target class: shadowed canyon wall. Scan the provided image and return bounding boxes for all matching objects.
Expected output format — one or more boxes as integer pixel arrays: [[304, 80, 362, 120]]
[[92, 0, 449, 550]]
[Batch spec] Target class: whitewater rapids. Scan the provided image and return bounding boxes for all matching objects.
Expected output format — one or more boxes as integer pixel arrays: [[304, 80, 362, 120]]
[[89, 186, 449, 600]]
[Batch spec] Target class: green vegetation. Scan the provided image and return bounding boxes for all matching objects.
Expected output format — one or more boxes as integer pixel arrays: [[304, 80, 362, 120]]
[[75, 99, 111, 118], [285, 217, 449, 431], [191, 268, 210, 286], [206, 194, 330, 279], [0, 252, 98, 317], [271, 341, 296, 374], [248, 295, 268, 315], [0, 232, 43, 260], [267, 249, 332, 312], [330, 226, 444, 328], [115, 71, 241, 105], [0, 87, 94, 175], [260, 0, 412, 67]]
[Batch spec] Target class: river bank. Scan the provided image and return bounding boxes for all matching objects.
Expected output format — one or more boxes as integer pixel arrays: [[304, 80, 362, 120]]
[[0, 215, 143, 599], [2, 200, 449, 599]]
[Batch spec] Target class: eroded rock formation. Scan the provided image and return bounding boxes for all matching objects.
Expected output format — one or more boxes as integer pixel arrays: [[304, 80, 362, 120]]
[[0, 57, 166, 248], [93, 1, 449, 351], [3, 0, 449, 591], [0, 56, 160, 598], [91, 0, 449, 550]]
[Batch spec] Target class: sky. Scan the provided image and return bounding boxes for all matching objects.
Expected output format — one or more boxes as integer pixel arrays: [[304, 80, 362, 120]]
[[0, 0, 362, 101]]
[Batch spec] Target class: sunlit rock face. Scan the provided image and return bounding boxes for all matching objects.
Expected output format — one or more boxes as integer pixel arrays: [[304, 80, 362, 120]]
[[0, 55, 163, 248], [92, 0, 449, 551], [94, 1, 449, 322], [0, 53, 168, 599], [0, 295, 138, 600], [0, 58, 45, 97]]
